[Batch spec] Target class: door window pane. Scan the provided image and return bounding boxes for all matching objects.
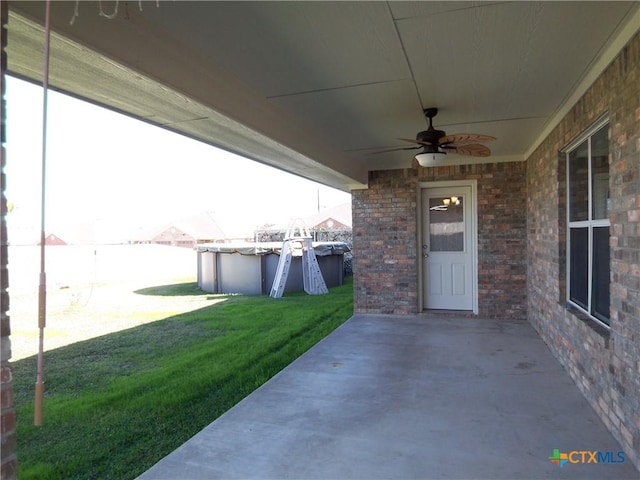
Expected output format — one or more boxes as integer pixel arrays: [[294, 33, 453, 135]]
[[429, 196, 464, 252], [569, 141, 589, 222]]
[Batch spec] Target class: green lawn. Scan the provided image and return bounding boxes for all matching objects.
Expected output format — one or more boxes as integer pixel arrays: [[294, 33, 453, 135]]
[[13, 278, 353, 480]]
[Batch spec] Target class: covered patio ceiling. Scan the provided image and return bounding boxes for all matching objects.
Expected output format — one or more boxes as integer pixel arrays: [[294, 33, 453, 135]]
[[6, 1, 640, 191]]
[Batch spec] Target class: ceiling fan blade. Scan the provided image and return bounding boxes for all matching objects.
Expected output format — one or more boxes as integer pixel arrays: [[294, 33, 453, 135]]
[[368, 145, 422, 155], [443, 143, 491, 157], [439, 133, 496, 146], [399, 137, 434, 147]]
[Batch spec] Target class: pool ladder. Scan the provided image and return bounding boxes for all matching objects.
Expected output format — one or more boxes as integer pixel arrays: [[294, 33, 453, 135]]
[[269, 220, 328, 298]]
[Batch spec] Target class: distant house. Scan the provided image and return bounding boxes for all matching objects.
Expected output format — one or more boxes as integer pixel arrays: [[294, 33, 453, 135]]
[[151, 225, 199, 248], [133, 212, 227, 248], [254, 203, 352, 244], [39, 233, 67, 246], [303, 202, 352, 230]]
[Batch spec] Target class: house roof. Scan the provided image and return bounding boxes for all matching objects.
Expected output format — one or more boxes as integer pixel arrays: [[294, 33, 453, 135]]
[[40, 233, 67, 246], [132, 211, 227, 242], [304, 203, 352, 229], [7, 2, 640, 191]]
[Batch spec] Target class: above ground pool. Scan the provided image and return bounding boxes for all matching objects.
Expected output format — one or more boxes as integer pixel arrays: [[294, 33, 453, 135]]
[[195, 241, 350, 295]]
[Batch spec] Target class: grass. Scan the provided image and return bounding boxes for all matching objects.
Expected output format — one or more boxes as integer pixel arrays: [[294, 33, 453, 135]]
[[13, 278, 353, 480]]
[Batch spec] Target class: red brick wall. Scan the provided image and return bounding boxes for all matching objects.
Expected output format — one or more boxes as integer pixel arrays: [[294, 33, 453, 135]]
[[352, 161, 527, 318], [527, 30, 640, 469], [352, 169, 418, 314], [1, 1, 17, 478]]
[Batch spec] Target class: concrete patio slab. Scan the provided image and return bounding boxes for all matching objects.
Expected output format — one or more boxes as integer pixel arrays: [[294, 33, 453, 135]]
[[138, 314, 639, 479]]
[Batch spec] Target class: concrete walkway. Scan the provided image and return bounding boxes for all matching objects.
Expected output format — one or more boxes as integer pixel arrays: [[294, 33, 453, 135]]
[[138, 314, 639, 479]]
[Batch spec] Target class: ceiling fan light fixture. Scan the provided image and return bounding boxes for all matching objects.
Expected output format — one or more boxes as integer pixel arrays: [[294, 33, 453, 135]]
[[415, 150, 447, 167], [382, 107, 495, 164]]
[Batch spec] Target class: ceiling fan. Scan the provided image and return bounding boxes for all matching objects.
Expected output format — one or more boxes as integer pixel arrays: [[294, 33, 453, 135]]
[[375, 108, 496, 165]]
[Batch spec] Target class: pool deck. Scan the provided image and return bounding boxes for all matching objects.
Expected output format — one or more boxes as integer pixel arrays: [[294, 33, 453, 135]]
[[137, 314, 639, 479]]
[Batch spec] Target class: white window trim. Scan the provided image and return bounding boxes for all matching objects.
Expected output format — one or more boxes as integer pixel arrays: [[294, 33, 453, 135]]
[[565, 116, 610, 327]]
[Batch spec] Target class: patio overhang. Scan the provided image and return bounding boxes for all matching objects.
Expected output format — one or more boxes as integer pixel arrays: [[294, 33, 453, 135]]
[[6, 1, 640, 191]]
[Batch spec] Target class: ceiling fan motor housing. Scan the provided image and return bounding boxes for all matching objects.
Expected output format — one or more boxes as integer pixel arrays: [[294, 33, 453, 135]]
[[417, 128, 446, 145], [420, 143, 443, 155]]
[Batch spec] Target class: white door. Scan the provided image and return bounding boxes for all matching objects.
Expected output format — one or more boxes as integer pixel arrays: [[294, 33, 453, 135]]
[[422, 186, 474, 311]]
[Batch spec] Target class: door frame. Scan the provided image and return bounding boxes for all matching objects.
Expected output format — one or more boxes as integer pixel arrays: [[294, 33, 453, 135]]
[[417, 180, 478, 314]]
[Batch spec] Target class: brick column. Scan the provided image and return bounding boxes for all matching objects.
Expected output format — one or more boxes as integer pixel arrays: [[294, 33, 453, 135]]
[[1, 0, 18, 478]]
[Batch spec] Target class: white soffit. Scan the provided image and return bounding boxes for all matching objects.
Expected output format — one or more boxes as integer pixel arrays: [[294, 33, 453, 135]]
[[5, 1, 639, 189]]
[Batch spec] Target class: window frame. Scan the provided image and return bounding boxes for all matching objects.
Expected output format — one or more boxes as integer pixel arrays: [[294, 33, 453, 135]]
[[565, 116, 610, 327]]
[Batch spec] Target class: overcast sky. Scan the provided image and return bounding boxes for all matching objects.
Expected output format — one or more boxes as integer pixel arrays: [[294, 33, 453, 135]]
[[5, 76, 350, 243]]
